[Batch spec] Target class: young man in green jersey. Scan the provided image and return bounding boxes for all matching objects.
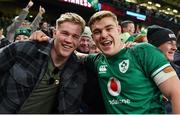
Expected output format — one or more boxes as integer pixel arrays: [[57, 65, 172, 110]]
[[30, 11, 180, 114], [83, 10, 180, 114]]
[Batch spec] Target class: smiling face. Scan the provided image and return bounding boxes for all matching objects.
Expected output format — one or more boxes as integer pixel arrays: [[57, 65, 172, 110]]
[[53, 21, 82, 58], [78, 36, 91, 53], [158, 40, 177, 61], [91, 17, 123, 57]]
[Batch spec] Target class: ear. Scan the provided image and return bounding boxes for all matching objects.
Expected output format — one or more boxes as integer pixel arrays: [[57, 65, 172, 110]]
[[53, 29, 57, 38], [117, 25, 122, 34]]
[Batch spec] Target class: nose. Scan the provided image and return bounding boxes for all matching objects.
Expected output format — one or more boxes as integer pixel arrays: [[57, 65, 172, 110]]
[[172, 44, 177, 51], [84, 40, 90, 46], [101, 30, 108, 39], [171, 41, 177, 51], [64, 35, 73, 43]]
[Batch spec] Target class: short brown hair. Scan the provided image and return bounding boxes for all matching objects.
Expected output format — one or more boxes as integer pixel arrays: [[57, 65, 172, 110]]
[[56, 12, 86, 34], [88, 10, 119, 29]]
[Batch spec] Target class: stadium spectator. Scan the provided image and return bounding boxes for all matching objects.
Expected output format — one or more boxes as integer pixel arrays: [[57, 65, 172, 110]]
[[147, 25, 178, 113], [6, 0, 45, 42], [39, 20, 52, 37], [0, 27, 5, 39], [14, 27, 32, 42], [121, 20, 135, 35], [89, 40, 101, 54], [76, 26, 92, 54], [173, 31, 180, 78], [0, 27, 9, 48]]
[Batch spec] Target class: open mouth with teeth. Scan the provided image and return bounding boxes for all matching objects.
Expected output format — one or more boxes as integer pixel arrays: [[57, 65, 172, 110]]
[[62, 44, 73, 49], [101, 40, 112, 46]]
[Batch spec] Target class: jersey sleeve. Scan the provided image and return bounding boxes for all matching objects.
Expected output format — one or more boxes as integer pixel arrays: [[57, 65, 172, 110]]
[[133, 43, 176, 86], [83, 53, 100, 73]]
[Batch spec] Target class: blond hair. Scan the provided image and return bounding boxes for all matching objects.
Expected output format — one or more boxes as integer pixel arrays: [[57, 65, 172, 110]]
[[88, 10, 119, 28], [56, 12, 86, 33]]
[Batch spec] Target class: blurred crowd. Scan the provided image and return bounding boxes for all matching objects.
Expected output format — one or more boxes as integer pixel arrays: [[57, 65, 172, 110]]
[[101, 0, 180, 25]]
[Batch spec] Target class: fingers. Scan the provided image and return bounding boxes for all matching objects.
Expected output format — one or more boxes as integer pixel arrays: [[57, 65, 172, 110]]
[[39, 6, 45, 15], [41, 36, 49, 42], [28, 0, 34, 8], [124, 42, 137, 48], [39, 5, 42, 11], [29, 31, 48, 42]]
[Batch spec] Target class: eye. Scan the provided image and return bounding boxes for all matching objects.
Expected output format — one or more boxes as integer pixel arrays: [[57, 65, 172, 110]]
[[61, 31, 69, 37], [72, 35, 80, 40], [24, 37, 29, 39], [93, 30, 101, 36], [106, 27, 111, 31], [106, 27, 114, 32]]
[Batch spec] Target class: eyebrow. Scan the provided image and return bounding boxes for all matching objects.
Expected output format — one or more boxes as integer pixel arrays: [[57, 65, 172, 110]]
[[92, 24, 115, 33]]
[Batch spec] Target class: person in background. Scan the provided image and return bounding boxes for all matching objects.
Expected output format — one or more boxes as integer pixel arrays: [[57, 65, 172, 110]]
[[89, 40, 101, 54], [147, 25, 177, 63], [76, 26, 92, 54], [134, 32, 148, 43], [120, 20, 139, 43], [28, 5, 46, 33], [0, 12, 87, 114], [6, 0, 45, 42], [83, 10, 180, 114], [14, 27, 32, 42], [6, 0, 33, 42], [173, 31, 180, 78], [121, 20, 135, 35], [0, 27, 9, 48], [147, 25, 178, 114], [75, 27, 105, 113], [0, 27, 5, 39], [39, 21, 52, 37], [79, 26, 105, 114]]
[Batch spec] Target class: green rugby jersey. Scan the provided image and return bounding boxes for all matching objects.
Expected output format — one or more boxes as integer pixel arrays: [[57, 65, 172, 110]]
[[84, 43, 176, 114]]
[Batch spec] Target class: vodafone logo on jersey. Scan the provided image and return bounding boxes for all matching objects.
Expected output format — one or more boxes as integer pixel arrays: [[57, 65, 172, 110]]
[[107, 77, 121, 96]]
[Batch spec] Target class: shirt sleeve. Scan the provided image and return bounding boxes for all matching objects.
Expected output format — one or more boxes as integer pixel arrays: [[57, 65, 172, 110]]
[[83, 53, 99, 74], [133, 43, 176, 86], [0, 43, 16, 71]]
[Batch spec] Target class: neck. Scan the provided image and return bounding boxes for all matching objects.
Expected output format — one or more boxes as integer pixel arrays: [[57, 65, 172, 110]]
[[50, 48, 68, 68]]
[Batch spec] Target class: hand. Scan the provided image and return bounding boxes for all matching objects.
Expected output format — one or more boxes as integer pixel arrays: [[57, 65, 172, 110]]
[[124, 42, 137, 48], [39, 6, 45, 15], [74, 50, 88, 59], [27, 0, 34, 8], [29, 30, 49, 42]]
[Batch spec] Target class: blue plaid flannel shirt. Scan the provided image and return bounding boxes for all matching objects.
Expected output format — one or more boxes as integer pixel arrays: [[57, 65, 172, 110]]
[[0, 41, 87, 113]]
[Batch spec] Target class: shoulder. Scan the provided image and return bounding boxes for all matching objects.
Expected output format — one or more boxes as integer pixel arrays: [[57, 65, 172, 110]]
[[133, 42, 156, 49], [89, 53, 103, 59], [8, 41, 50, 56], [15, 40, 49, 49], [132, 42, 160, 53]]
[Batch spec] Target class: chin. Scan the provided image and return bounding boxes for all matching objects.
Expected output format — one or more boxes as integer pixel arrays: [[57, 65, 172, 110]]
[[167, 57, 173, 61], [103, 52, 114, 57], [60, 51, 71, 57]]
